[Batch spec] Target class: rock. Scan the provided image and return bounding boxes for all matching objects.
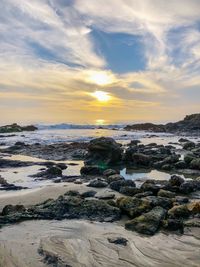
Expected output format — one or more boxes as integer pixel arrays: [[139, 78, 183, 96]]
[[87, 179, 108, 188], [157, 189, 176, 198], [125, 207, 166, 235], [95, 193, 115, 200], [47, 166, 62, 176], [174, 196, 189, 204], [183, 141, 196, 150], [179, 138, 189, 143], [0, 123, 37, 133], [184, 218, 200, 228], [64, 190, 80, 197], [0, 196, 121, 225], [129, 140, 141, 146], [103, 169, 119, 177], [116, 197, 151, 218], [85, 137, 122, 165], [134, 191, 153, 198], [105, 174, 124, 184], [174, 161, 187, 169], [56, 163, 68, 170], [107, 237, 128, 246], [184, 153, 195, 164], [15, 141, 26, 146], [168, 205, 190, 219], [110, 180, 135, 192], [169, 175, 184, 187], [142, 196, 173, 209], [141, 181, 161, 195], [124, 123, 166, 132], [119, 186, 141, 196], [187, 202, 200, 214], [179, 181, 196, 194], [131, 153, 151, 166], [1, 205, 26, 216], [80, 166, 103, 175], [163, 219, 183, 232], [190, 158, 200, 170], [81, 190, 97, 198]]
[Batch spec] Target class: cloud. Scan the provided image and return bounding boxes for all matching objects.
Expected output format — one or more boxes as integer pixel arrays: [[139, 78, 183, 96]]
[[0, 0, 200, 123]]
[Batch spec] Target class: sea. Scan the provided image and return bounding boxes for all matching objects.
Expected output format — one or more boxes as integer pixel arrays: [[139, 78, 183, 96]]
[[0, 124, 199, 193]]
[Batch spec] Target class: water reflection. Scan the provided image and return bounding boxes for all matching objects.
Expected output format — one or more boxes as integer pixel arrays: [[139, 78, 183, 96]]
[[120, 168, 174, 181]]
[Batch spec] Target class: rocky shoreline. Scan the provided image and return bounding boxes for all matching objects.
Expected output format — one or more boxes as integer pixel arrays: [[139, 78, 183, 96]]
[[0, 134, 200, 266], [124, 113, 200, 135]]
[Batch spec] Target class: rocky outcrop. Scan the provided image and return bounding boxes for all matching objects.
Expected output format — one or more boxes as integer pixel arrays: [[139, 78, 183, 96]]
[[124, 113, 200, 134], [0, 123, 37, 133], [124, 123, 166, 132], [125, 206, 166, 235], [85, 137, 122, 166]]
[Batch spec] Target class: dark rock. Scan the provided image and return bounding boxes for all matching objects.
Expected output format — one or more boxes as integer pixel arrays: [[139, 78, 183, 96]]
[[85, 137, 122, 165], [116, 197, 151, 218], [157, 189, 176, 198], [107, 237, 128, 246], [190, 158, 200, 170], [174, 161, 187, 169], [124, 123, 166, 133], [142, 196, 173, 209], [169, 175, 184, 187], [2, 205, 26, 216], [119, 186, 141, 196], [179, 138, 189, 143], [87, 179, 108, 188], [163, 219, 183, 232], [174, 196, 189, 204], [110, 179, 135, 192], [0, 123, 37, 133], [179, 181, 196, 194], [80, 166, 103, 175], [141, 181, 161, 195], [64, 190, 80, 197], [105, 174, 124, 184], [134, 191, 153, 198], [103, 169, 119, 177], [56, 163, 68, 170], [47, 166, 62, 176], [183, 142, 195, 150], [81, 190, 97, 198], [131, 153, 151, 166], [95, 193, 115, 200], [125, 207, 166, 235], [168, 205, 190, 218]]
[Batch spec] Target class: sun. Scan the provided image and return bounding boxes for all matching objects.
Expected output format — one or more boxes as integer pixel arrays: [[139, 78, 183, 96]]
[[91, 90, 111, 102], [87, 71, 114, 86]]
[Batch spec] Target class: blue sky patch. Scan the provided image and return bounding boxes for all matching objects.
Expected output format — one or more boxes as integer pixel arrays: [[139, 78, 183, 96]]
[[91, 29, 146, 73]]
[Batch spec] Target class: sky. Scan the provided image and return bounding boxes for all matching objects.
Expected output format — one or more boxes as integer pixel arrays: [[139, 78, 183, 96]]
[[0, 0, 200, 125]]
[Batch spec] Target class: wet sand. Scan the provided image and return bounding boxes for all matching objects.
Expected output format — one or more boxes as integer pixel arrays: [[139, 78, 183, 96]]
[[0, 219, 200, 267], [0, 182, 122, 211]]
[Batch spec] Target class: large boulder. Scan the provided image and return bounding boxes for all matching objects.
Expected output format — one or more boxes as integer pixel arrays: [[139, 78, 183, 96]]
[[125, 207, 166, 235], [85, 137, 122, 166], [110, 179, 135, 192], [116, 197, 151, 218]]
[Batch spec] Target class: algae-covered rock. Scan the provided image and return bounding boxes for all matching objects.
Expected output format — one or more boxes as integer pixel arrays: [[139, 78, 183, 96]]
[[125, 206, 166, 235]]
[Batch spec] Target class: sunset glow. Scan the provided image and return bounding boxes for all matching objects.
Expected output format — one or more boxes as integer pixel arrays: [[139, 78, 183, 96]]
[[91, 91, 111, 102]]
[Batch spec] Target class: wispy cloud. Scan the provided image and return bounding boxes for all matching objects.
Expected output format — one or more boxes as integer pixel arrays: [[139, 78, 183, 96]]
[[0, 0, 200, 123]]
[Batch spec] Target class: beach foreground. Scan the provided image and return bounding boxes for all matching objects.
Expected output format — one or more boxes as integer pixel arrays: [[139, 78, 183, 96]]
[[0, 219, 200, 267]]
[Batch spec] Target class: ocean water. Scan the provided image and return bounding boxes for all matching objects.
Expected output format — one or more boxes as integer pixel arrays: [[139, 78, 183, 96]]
[[0, 128, 179, 146], [0, 128, 199, 193]]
